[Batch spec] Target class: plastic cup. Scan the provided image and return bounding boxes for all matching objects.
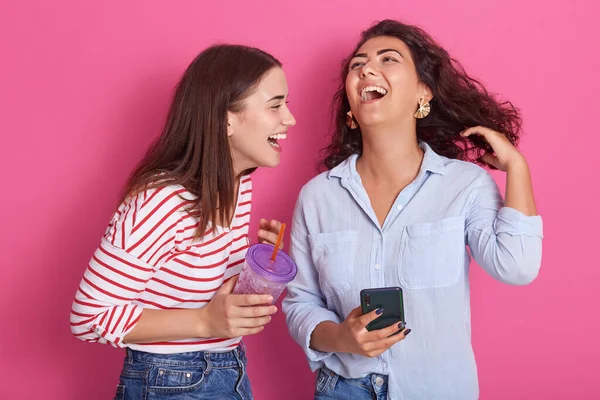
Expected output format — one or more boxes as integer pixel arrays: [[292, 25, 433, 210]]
[[232, 243, 297, 303]]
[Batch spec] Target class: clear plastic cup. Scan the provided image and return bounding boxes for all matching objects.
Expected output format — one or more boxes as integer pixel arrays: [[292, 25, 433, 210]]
[[232, 243, 297, 303]]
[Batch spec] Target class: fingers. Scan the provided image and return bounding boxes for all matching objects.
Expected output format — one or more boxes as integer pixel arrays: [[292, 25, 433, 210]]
[[366, 321, 406, 341], [257, 228, 279, 246], [357, 307, 384, 328], [362, 326, 410, 356], [347, 306, 363, 319], [235, 315, 274, 328], [233, 305, 278, 318], [460, 126, 497, 138], [461, 126, 509, 150], [258, 219, 284, 248], [259, 218, 270, 230], [373, 327, 410, 350], [259, 219, 282, 232], [229, 293, 274, 307], [266, 219, 283, 231]]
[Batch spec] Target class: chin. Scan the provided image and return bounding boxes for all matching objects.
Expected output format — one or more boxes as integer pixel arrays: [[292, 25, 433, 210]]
[[356, 112, 386, 127], [358, 117, 386, 128]]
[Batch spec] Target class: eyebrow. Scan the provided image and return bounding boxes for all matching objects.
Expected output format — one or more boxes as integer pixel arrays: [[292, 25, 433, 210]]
[[352, 48, 404, 59], [267, 95, 286, 102]]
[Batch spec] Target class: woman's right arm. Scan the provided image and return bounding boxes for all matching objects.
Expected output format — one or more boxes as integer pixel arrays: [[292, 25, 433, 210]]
[[70, 188, 275, 347], [122, 277, 275, 344]]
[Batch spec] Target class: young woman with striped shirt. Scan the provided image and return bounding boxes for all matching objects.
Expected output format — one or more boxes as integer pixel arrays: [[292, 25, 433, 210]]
[[70, 44, 296, 399]]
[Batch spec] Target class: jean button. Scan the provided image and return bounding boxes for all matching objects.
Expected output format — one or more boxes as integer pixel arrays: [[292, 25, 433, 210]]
[[375, 376, 384, 387]]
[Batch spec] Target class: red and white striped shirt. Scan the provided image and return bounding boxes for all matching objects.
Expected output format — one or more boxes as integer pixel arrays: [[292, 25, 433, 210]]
[[70, 176, 252, 354]]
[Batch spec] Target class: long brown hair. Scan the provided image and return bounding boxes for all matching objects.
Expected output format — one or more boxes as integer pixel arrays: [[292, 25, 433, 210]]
[[122, 44, 281, 236], [322, 19, 522, 170]]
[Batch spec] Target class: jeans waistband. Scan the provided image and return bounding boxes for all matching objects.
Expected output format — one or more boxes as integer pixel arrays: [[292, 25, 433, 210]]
[[126, 342, 247, 368]]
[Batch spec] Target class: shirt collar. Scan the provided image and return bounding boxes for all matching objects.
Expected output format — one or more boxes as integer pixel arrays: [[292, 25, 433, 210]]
[[328, 141, 446, 180]]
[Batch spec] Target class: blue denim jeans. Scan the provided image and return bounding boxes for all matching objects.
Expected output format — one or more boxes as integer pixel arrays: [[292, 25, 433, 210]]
[[114, 344, 253, 400], [314, 366, 388, 400]]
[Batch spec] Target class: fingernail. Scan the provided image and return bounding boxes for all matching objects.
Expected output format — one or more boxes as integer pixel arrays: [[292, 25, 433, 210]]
[[398, 321, 406, 329], [376, 308, 384, 315], [267, 297, 273, 303], [403, 328, 412, 336]]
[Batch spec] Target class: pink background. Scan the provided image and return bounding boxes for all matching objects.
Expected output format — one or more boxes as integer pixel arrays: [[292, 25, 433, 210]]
[[1, 1, 599, 399]]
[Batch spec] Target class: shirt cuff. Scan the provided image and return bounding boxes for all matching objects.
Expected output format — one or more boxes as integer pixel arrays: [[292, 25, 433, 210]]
[[297, 308, 342, 370], [92, 304, 144, 348], [496, 207, 543, 238]]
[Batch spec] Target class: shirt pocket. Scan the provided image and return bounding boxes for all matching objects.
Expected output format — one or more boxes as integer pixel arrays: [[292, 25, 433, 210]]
[[398, 216, 465, 290], [309, 230, 358, 298]]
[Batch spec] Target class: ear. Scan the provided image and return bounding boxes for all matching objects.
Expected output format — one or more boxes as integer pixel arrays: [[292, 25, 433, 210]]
[[226, 111, 236, 137], [418, 83, 434, 103]]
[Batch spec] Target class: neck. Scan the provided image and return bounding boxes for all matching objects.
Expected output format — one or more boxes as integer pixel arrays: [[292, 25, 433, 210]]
[[231, 151, 251, 179], [357, 121, 424, 184]]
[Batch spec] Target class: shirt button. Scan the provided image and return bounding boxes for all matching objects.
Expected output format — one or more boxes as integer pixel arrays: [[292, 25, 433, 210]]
[[374, 264, 381, 270], [382, 361, 387, 368], [396, 204, 403, 210], [375, 376, 384, 386]]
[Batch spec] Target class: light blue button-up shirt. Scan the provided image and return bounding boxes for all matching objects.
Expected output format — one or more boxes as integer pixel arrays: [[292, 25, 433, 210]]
[[282, 142, 543, 400]]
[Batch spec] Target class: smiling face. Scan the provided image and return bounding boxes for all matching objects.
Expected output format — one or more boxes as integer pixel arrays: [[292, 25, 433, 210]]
[[227, 67, 296, 173], [345, 35, 432, 130]]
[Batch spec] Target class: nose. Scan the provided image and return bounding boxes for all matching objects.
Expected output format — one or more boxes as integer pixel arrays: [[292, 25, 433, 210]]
[[360, 60, 379, 78], [282, 106, 296, 127]]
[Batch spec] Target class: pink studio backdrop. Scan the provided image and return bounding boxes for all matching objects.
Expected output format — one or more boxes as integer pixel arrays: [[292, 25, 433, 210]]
[[1, 1, 598, 399]]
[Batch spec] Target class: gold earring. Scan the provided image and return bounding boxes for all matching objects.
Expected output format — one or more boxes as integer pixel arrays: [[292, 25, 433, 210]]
[[414, 97, 431, 119], [346, 111, 358, 129]]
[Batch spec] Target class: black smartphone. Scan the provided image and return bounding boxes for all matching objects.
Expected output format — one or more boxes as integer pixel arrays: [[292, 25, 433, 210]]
[[360, 287, 405, 333]]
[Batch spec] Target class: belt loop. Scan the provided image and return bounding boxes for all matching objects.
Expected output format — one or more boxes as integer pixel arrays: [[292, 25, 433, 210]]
[[233, 346, 245, 371], [203, 352, 212, 374], [327, 369, 339, 390], [126, 348, 132, 363]]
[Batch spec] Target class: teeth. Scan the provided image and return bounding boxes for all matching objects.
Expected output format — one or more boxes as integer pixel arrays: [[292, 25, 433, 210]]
[[268, 133, 287, 140], [360, 85, 388, 100]]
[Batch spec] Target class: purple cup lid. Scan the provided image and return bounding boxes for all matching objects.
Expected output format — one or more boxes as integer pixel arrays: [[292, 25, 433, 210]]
[[245, 243, 297, 283]]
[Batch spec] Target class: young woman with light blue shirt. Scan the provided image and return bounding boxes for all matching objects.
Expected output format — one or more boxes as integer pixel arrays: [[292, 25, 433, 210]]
[[282, 20, 543, 400]]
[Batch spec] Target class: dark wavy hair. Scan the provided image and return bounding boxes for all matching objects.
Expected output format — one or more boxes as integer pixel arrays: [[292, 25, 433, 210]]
[[321, 19, 522, 170], [122, 44, 281, 237]]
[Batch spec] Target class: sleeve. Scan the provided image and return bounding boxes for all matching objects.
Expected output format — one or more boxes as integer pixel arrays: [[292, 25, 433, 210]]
[[282, 187, 342, 370], [466, 171, 544, 285], [70, 186, 190, 347]]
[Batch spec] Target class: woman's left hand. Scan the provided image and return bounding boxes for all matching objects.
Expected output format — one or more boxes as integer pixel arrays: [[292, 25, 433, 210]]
[[461, 126, 526, 171], [257, 219, 284, 249]]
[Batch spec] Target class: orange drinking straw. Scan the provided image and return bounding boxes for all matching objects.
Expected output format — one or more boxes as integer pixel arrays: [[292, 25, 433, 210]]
[[270, 223, 286, 261]]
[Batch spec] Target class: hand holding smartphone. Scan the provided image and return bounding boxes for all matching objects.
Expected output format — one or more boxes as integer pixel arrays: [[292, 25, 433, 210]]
[[360, 287, 406, 335]]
